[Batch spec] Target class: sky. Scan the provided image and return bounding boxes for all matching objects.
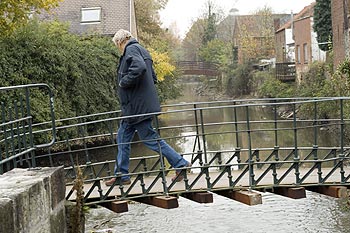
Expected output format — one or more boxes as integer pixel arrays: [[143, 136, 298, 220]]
[[159, 0, 316, 38]]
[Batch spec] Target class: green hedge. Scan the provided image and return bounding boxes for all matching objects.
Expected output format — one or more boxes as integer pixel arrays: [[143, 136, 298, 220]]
[[0, 20, 119, 123]]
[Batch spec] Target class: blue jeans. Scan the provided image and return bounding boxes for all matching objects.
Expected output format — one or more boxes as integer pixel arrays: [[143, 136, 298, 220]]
[[114, 118, 189, 181]]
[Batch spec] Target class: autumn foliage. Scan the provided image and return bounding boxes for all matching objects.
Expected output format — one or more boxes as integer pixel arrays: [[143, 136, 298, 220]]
[[0, 0, 62, 34]]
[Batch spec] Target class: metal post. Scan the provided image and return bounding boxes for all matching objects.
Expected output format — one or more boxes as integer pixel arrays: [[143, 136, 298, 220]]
[[8, 106, 16, 168], [293, 103, 300, 184], [274, 101, 278, 146], [154, 115, 169, 196], [25, 87, 36, 168], [193, 104, 202, 157], [199, 109, 208, 164], [1, 102, 10, 171], [19, 96, 28, 152], [273, 101, 280, 164], [313, 101, 318, 160], [340, 99, 344, 156], [246, 106, 254, 190], [233, 102, 239, 148], [339, 99, 345, 183]]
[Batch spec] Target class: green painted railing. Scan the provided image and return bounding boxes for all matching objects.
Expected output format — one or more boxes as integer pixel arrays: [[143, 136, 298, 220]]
[[1, 84, 350, 204], [0, 84, 56, 174]]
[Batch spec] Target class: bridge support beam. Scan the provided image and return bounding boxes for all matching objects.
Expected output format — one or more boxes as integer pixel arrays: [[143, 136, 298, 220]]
[[214, 190, 262, 206], [181, 192, 213, 204], [270, 187, 306, 199], [306, 186, 348, 198], [100, 201, 129, 213], [135, 196, 179, 209]]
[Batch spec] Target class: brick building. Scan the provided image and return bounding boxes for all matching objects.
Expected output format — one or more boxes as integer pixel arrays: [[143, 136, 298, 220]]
[[331, 0, 350, 68], [233, 14, 289, 64], [293, 2, 326, 83], [275, 19, 294, 63], [275, 6, 317, 64], [39, 0, 137, 37]]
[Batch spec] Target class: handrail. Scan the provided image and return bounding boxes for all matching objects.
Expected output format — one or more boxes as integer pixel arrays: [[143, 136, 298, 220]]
[[0, 83, 56, 172], [2, 89, 350, 202]]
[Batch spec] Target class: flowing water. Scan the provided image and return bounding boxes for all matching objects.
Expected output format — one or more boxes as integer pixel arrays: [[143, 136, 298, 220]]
[[85, 80, 350, 233]]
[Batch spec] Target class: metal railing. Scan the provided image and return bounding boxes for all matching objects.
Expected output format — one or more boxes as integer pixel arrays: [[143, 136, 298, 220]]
[[0, 84, 56, 174], [177, 61, 221, 76], [1, 87, 350, 204], [38, 97, 350, 203], [276, 62, 296, 82]]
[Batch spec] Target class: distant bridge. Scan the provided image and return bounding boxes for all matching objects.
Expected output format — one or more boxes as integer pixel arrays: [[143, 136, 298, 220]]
[[1, 84, 350, 212], [177, 61, 221, 76]]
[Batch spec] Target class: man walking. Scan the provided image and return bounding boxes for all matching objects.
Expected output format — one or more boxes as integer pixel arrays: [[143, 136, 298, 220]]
[[105, 29, 191, 186]]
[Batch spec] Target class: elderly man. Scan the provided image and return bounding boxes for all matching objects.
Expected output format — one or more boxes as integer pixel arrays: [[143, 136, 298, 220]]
[[105, 29, 191, 186]]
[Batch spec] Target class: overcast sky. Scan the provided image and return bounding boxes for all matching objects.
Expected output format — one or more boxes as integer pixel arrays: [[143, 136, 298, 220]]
[[159, 0, 316, 38]]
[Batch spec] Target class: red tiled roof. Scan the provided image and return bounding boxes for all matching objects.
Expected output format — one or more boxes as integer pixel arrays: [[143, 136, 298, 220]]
[[276, 2, 316, 32]]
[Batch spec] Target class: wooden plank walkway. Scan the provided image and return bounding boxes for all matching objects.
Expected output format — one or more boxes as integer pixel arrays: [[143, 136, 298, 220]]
[[66, 166, 350, 202]]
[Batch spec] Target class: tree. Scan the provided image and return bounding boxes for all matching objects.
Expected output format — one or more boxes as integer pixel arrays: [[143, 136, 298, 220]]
[[182, 0, 224, 62], [202, 1, 217, 45], [198, 39, 226, 64], [182, 19, 206, 61], [150, 49, 175, 82], [237, 6, 275, 62], [313, 0, 332, 51], [0, 0, 61, 34], [134, 0, 181, 102], [134, 0, 168, 46], [0, 20, 118, 121]]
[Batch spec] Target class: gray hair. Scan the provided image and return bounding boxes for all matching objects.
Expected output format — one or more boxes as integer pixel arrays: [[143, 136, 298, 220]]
[[112, 29, 133, 45]]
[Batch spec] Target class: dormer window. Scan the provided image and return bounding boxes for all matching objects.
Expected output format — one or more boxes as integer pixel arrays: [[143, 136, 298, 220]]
[[81, 7, 101, 24]]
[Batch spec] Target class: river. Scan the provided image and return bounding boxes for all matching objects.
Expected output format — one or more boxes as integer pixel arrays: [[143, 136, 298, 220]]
[[84, 80, 350, 233]]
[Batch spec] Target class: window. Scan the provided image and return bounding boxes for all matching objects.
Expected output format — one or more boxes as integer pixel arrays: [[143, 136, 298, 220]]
[[303, 43, 308, 64], [296, 45, 301, 63], [81, 7, 101, 24]]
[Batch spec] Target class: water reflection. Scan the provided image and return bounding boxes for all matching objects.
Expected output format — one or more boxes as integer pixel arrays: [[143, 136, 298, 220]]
[[85, 81, 341, 173], [153, 82, 340, 169], [85, 80, 350, 233]]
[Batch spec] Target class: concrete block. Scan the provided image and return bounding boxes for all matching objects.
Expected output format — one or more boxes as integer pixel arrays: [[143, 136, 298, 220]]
[[48, 167, 66, 210], [13, 189, 30, 231], [50, 203, 67, 233], [0, 167, 67, 233], [65, 201, 85, 233], [0, 198, 15, 233]]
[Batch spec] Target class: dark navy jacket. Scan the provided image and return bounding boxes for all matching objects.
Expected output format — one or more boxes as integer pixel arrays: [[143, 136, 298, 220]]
[[117, 38, 161, 124]]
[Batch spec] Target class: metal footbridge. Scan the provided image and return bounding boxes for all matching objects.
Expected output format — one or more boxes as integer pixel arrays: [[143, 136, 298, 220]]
[[1, 84, 350, 210]]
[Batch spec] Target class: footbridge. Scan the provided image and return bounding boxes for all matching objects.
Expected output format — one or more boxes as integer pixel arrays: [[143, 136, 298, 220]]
[[1, 84, 350, 212], [177, 61, 221, 76]]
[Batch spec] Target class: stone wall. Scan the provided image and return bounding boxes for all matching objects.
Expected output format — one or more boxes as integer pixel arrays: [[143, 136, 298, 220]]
[[0, 167, 66, 233]]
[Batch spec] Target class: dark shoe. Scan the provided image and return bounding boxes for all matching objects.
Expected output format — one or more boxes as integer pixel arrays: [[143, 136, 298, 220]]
[[105, 177, 131, 186], [171, 162, 192, 182]]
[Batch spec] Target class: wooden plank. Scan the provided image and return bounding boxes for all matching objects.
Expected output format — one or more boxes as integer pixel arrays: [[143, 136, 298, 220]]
[[181, 192, 213, 204], [306, 186, 348, 198], [270, 187, 306, 199], [135, 196, 178, 209], [214, 190, 262, 206], [100, 201, 128, 213]]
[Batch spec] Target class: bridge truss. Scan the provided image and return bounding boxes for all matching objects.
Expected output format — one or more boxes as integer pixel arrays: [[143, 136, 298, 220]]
[[1, 84, 350, 207]]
